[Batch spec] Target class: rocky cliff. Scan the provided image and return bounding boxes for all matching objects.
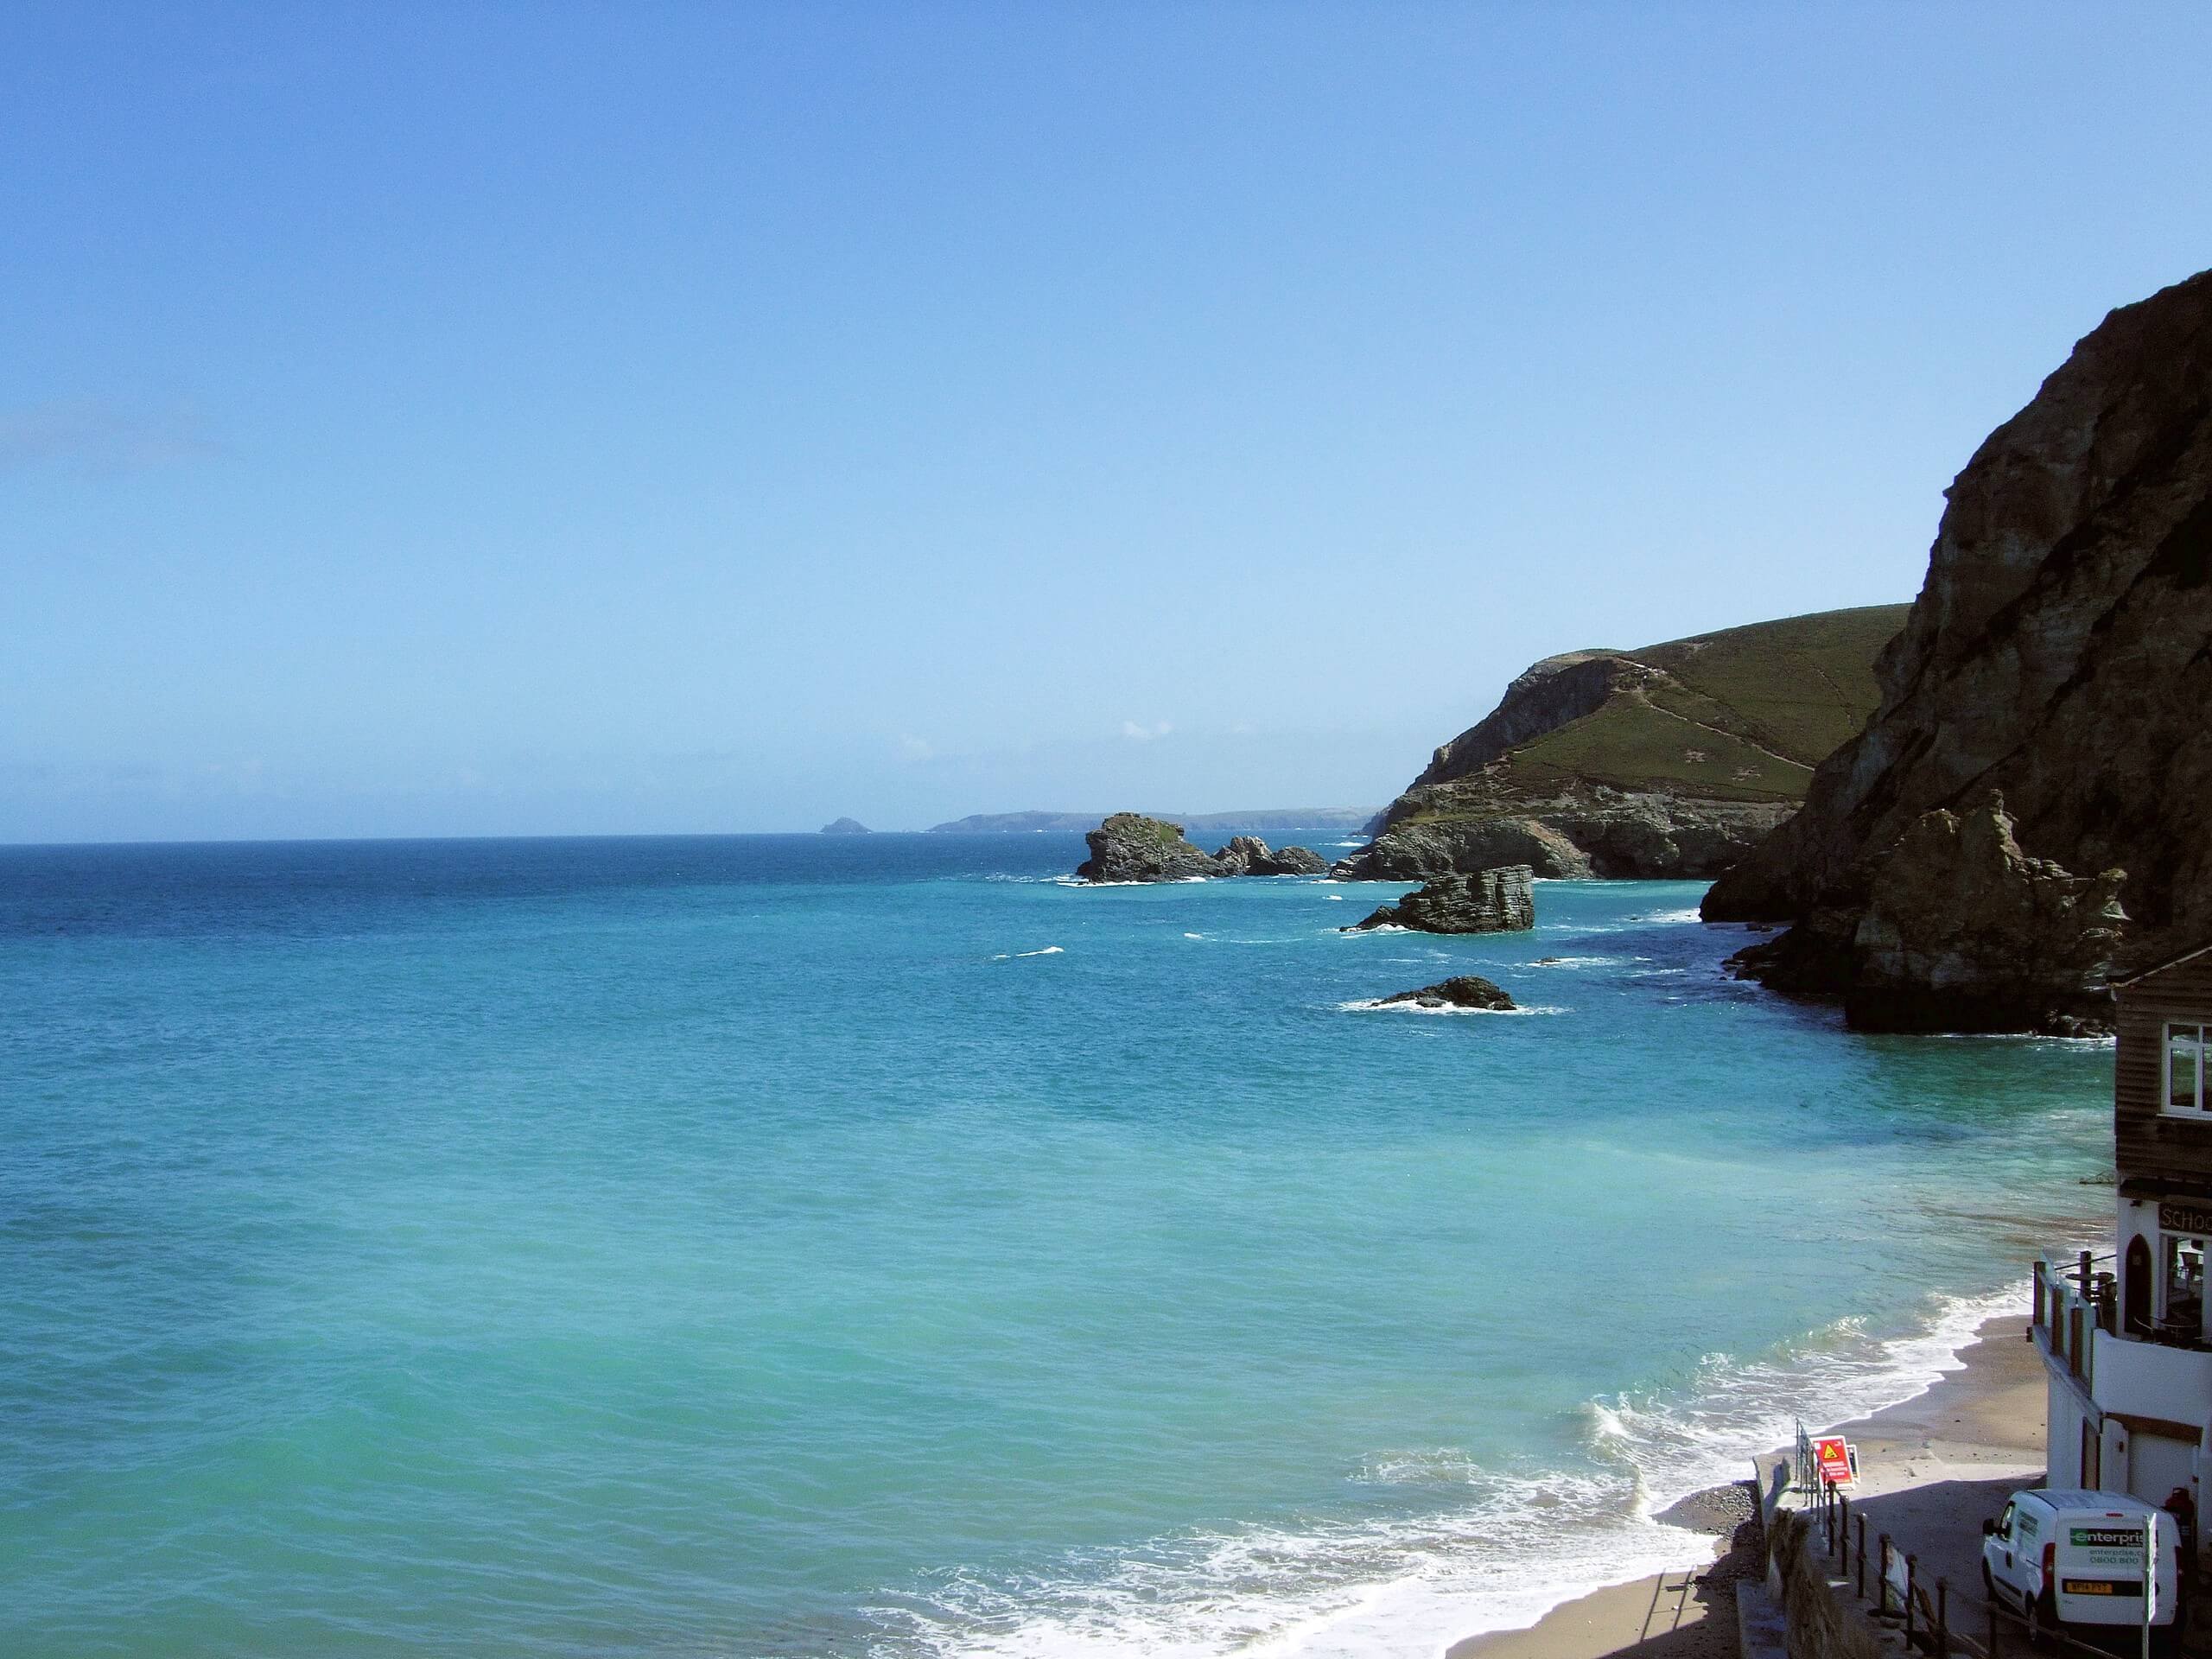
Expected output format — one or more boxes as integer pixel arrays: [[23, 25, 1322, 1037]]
[[1704, 268, 2212, 1031], [1339, 607, 1908, 881]]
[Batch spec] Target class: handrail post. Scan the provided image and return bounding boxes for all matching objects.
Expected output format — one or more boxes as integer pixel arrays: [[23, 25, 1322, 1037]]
[[1906, 1553, 1917, 1643], [1879, 1533, 1892, 1616], [1857, 1514, 1866, 1597], [1937, 1576, 1949, 1659], [2035, 1258, 2047, 1325], [2080, 1249, 2094, 1294]]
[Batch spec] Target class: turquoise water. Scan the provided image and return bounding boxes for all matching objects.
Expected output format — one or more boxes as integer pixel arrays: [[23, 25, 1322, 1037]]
[[1, 835, 2112, 1657]]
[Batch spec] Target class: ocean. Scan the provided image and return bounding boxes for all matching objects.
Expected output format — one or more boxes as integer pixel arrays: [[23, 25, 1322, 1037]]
[[0, 833, 2111, 1657]]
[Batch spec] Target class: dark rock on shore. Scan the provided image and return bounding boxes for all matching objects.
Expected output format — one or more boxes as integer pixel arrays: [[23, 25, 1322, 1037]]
[[1706, 267, 2212, 1032], [819, 817, 871, 835], [1337, 606, 1906, 883], [1377, 975, 1516, 1011], [1348, 865, 1535, 933], [1074, 816, 1328, 882]]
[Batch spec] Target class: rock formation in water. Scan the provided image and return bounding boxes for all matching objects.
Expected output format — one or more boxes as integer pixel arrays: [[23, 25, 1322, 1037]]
[[1348, 866, 1536, 933], [1338, 607, 1908, 883], [818, 817, 871, 835], [1377, 975, 1517, 1011], [1074, 816, 1328, 882], [1211, 836, 1329, 877], [1077, 814, 1221, 881], [1704, 268, 2212, 1033]]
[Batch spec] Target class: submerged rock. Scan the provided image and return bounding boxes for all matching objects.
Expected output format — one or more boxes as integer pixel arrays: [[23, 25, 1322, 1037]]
[[1377, 975, 1516, 1011], [1348, 865, 1535, 934]]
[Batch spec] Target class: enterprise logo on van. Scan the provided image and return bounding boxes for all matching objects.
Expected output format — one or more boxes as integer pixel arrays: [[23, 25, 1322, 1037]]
[[2070, 1529, 2145, 1548]]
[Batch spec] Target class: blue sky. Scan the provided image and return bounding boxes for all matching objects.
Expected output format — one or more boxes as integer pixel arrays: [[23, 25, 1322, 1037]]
[[5, 3, 2209, 841]]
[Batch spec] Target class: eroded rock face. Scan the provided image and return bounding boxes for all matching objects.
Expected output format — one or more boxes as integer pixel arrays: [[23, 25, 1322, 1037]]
[[1076, 814, 1219, 882], [1349, 866, 1535, 934], [1378, 975, 1516, 1011], [1073, 817, 1328, 882], [1729, 794, 2126, 1032], [1705, 267, 2212, 1029]]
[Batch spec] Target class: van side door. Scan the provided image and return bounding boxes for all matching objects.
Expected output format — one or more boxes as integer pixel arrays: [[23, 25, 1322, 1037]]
[[1986, 1501, 2019, 1598]]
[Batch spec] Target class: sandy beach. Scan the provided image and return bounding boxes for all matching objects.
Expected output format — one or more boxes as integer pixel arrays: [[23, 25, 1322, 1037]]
[[1449, 1313, 2049, 1659]]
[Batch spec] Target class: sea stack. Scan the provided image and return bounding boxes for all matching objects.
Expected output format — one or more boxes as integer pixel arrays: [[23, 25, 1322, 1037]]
[[1348, 866, 1535, 933], [819, 817, 871, 835], [1073, 816, 1329, 882], [1076, 815, 1220, 881]]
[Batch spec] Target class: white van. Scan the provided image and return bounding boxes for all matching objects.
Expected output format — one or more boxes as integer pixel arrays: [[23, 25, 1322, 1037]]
[[1981, 1489, 2180, 1649]]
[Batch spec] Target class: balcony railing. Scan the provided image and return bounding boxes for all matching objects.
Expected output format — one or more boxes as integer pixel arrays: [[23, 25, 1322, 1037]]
[[2032, 1255, 2108, 1388], [2033, 1253, 2212, 1428]]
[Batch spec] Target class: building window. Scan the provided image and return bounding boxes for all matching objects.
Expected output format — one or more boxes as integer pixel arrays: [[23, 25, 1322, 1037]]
[[2166, 1235, 2206, 1336], [2169, 1023, 2208, 1113]]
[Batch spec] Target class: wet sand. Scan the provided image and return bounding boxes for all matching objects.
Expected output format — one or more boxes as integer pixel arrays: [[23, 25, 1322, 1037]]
[[1447, 1314, 2048, 1659]]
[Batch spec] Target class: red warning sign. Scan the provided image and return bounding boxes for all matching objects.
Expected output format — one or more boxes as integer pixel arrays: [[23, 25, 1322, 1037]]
[[1814, 1436, 1855, 1486]]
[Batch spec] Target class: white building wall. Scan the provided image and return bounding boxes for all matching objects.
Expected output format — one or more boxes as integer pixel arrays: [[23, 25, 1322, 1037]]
[[2050, 1372, 2092, 1487]]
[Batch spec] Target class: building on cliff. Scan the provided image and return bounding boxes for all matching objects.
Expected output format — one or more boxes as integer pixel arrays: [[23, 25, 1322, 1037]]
[[2038, 941, 2212, 1511]]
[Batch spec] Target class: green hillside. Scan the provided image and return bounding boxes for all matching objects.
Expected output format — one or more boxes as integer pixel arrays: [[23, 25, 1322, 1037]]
[[1636, 604, 1910, 766], [1395, 603, 1910, 819], [1501, 604, 1909, 803]]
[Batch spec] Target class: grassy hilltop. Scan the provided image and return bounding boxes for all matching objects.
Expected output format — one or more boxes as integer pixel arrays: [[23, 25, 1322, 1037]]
[[1405, 603, 1911, 815]]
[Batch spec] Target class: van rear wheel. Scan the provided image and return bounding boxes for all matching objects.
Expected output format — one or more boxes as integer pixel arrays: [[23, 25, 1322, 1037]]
[[2025, 1588, 2056, 1649]]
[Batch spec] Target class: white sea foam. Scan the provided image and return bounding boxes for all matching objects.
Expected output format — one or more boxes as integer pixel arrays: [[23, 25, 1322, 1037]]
[[1529, 956, 1623, 969], [1637, 908, 1707, 925], [1184, 932, 1205, 940], [1925, 1032, 2118, 1049], [879, 1282, 2031, 1659], [1337, 999, 1566, 1017], [991, 946, 1066, 960]]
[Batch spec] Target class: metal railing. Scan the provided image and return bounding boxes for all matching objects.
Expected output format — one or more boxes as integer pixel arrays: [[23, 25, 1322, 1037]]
[[2034, 1255, 2115, 1387], [1799, 1448, 2177, 1659]]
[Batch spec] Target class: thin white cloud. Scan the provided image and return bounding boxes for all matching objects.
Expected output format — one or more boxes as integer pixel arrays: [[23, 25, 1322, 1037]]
[[1119, 720, 1173, 741], [899, 734, 937, 762], [0, 397, 221, 475]]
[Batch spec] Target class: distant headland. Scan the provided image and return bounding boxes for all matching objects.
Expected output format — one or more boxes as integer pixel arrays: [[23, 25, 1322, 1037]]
[[930, 807, 1375, 836]]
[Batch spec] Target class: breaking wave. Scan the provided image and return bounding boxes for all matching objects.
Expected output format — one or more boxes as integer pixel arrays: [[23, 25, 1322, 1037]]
[[871, 1284, 2030, 1659], [1337, 999, 1566, 1017]]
